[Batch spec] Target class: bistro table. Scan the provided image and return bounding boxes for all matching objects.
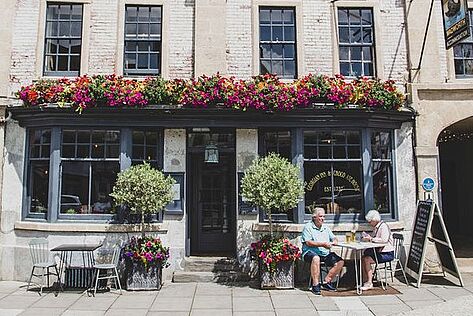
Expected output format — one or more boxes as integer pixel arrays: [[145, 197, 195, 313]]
[[51, 243, 103, 290], [333, 241, 387, 295]]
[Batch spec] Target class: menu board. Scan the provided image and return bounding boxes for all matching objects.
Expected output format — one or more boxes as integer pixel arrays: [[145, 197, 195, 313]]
[[406, 200, 433, 278]]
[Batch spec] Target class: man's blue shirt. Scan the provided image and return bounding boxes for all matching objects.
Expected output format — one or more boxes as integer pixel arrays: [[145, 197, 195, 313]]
[[301, 221, 335, 257]]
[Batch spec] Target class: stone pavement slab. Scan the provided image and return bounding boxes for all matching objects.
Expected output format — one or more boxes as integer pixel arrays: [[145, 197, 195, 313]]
[[68, 296, 117, 311], [105, 308, 148, 316], [0, 310, 23, 316], [0, 294, 42, 309], [62, 311, 105, 316], [331, 297, 370, 311], [402, 299, 444, 309], [317, 311, 373, 316], [233, 312, 276, 316], [232, 286, 270, 297], [360, 295, 406, 305], [192, 295, 232, 309], [233, 296, 274, 311], [157, 283, 196, 297], [367, 303, 411, 316], [18, 307, 65, 316], [426, 286, 471, 300], [395, 294, 473, 315], [149, 296, 193, 311], [147, 312, 189, 316], [195, 283, 232, 296], [190, 309, 232, 316], [271, 293, 313, 309], [309, 296, 339, 311], [31, 293, 80, 308], [275, 308, 319, 316], [109, 294, 156, 309], [395, 287, 440, 301]]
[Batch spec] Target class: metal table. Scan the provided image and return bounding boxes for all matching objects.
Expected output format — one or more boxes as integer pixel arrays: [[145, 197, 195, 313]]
[[51, 243, 103, 289], [333, 241, 387, 295]]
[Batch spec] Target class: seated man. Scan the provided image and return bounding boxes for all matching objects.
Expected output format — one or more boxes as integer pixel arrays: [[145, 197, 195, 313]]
[[301, 207, 344, 295]]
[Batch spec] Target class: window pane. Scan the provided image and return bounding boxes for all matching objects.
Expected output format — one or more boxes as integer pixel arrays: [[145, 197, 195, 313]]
[[351, 47, 362, 60], [339, 27, 349, 43], [263, 130, 291, 161], [59, 21, 70, 37], [349, 9, 361, 25], [338, 9, 349, 25], [332, 162, 362, 213], [282, 10, 294, 23], [71, 22, 82, 37], [30, 161, 49, 214], [46, 22, 58, 37], [126, 6, 138, 22], [150, 7, 161, 22], [284, 26, 295, 41], [47, 5, 59, 20], [272, 26, 283, 41], [57, 55, 68, 71], [125, 23, 137, 37], [63, 130, 76, 143], [363, 28, 372, 44], [77, 130, 90, 143], [272, 44, 283, 58], [305, 162, 332, 214], [339, 46, 349, 60], [61, 161, 89, 214], [59, 5, 71, 20], [149, 23, 161, 37], [125, 54, 136, 69], [260, 26, 271, 41], [90, 161, 119, 214], [371, 131, 391, 159], [45, 40, 57, 54], [91, 144, 105, 158], [361, 9, 372, 24], [106, 144, 120, 158], [138, 53, 149, 69], [138, 24, 149, 37], [261, 60, 271, 74], [62, 145, 75, 158], [260, 44, 271, 58], [260, 9, 270, 24], [138, 6, 150, 22], [373, 161, 391, 214], [31, 146, 41, 159], [340, 62, 350, 75], [283, 45, 294, 58], [350, 27, 362, 43], [70, 56, 80, 71], [284, 61, 295, 78], [271, 9, 282, 22], [272, 60, 283, 76], [70, 40, 81, 54]]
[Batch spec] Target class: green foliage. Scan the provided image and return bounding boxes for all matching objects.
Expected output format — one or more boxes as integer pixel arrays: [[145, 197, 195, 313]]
[[241, 153, 304, 215], [110, 162, 176, 216]]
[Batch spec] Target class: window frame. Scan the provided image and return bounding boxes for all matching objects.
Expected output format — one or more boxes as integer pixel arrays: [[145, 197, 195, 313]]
[[23, 127, 165, 223], [43, 2, 84, 77], [123, 5, 163, 77], [336, 7, 376, 78]]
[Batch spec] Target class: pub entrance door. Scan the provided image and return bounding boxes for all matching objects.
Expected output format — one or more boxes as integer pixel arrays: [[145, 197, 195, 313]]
[[187, 129, 236, 256]]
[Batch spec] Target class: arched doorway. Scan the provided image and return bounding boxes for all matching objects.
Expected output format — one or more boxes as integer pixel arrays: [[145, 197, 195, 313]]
[[438, 116, 473, 259]]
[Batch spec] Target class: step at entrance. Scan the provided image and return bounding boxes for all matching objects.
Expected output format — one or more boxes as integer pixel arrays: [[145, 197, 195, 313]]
[[172, 256, 250, 283]]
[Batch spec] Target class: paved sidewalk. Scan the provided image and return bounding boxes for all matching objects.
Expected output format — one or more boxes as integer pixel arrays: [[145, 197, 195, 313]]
[[0, 274, 472, 316]]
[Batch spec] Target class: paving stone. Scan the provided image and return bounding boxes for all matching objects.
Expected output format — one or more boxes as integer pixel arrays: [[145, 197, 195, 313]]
[[192, 295, 231, 309], [402, 299, 444, 309], [190, 309, 232, 316], [233, 296, 274, 311], [232, 287, 269, 297], [149, 296, 193, 311], [309, 296, 339, 311], [158, 283, 196, 297], [62, 311, 105, 316], [368, 304, 411, 316], [331, 297, 369, 311], [19, 307, 65, 316], [0, 295, 42, 309], [31, 294, 80, 308], [0, 282, 25, 294], [195, 283, 232, 296], [69, 296, 117, 311], [395, 288, 441, 301], [427, 287, 472, 300], [360, 295, 405, 305], [0, 310, 23, 316], [271, 293, 313, 309], [105, 308, 148, 316], [318, 312, 372, 316], [233, 312, 276, 316], [146, 312, 189, 316], [269, 288, 307, 296], [110, 294, 156, 309], [275, 308, 319, 316]]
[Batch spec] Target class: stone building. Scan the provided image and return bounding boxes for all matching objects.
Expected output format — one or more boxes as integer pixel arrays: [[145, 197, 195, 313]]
[[406, 0, 473, 270], [0, 0, 417, 282]]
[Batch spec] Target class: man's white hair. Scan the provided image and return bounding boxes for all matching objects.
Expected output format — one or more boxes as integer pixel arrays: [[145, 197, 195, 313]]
[[312, 207, 325, 216], [365, 210, 381, 222]]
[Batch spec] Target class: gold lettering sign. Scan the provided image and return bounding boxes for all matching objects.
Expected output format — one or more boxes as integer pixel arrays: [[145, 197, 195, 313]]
[[307, 170, 361, 192]]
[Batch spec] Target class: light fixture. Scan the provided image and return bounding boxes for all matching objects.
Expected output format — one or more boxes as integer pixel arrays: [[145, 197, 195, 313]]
[[204, 142, 219, 163]]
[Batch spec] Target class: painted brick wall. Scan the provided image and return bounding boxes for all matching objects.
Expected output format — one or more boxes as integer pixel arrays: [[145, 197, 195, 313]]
[[226, 0, 252, 79], [168, 0, 194, 79]]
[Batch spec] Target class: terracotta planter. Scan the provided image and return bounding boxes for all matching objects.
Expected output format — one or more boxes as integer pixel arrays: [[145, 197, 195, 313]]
[[260, 260, 295, 289], [125, 260, 163, 291]]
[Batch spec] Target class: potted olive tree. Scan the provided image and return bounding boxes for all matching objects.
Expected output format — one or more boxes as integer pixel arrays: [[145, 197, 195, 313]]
[[110, 162, 176, 290], [241, 153, 305, 289]]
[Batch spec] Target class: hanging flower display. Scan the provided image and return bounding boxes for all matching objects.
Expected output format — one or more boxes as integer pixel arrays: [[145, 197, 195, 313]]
[[16, 73, 405, 113]]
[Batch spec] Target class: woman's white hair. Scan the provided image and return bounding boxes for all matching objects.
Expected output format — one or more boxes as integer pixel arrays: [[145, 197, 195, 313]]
[[365, 210, 381, 222]]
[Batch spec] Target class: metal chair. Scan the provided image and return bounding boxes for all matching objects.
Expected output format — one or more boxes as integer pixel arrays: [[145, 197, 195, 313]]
[[27, 238, 60, 295], [306, 261, 335, 289], [374, 233, 409, 287], [92, 246, 122, 295]]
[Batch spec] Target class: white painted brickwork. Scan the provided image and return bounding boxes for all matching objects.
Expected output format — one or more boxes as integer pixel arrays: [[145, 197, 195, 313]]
[[226, 0, 252, 78], [8, 0, 409, 90], [9, 0, 41, 95]]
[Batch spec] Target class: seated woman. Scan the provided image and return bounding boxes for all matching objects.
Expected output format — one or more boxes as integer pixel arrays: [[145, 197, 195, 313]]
[[360, 210, 394, 290]]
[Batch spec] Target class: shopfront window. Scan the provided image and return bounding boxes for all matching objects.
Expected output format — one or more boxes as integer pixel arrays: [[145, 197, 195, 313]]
[[371, 130, 393, 214], [304, 130, 363, 215], [27, 129, 51, 215], [60, 130, 120, 215]]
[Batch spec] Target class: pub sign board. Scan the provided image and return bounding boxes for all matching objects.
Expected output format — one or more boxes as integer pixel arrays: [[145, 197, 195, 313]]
[[441, 0, 470, 49]]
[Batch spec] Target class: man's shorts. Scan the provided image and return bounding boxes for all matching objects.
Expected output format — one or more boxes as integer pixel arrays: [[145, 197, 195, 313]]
[[363, 248, 394, 263], [303, 250, 343, 267]]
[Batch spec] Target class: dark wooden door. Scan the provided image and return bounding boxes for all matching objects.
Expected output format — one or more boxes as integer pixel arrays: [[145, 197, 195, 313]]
[[188, 130, 236, 255]]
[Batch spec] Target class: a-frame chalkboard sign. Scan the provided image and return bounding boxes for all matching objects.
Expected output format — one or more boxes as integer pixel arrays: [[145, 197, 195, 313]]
[[406, 200, 463, 288]]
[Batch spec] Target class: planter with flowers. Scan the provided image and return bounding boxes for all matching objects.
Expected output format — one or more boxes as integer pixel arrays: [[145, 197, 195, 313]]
[[110, 162, 176, 290], [242, 153, 305, 289]]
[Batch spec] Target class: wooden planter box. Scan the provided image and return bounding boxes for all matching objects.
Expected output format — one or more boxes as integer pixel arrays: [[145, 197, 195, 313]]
[[260, 260, 295, 289], [125, 260, 163, 291]]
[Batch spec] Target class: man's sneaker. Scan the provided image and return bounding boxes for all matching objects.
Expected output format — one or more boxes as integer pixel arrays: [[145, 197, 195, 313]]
[[360, 282, 373, 291], [321, 282, 336, 291], [310, 284, 321, 295]]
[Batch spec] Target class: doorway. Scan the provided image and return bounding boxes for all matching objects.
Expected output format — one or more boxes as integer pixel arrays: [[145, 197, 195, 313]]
[[187, 129, 236, 256], [438, 117, 473, 259]]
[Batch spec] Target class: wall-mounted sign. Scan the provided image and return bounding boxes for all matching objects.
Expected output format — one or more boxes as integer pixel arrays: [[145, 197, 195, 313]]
[[422, 177, 435, 192], [441, 0, 470, 49]]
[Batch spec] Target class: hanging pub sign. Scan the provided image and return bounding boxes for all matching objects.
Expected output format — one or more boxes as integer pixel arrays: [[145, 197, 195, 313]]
[[441, 0, 470, 49]]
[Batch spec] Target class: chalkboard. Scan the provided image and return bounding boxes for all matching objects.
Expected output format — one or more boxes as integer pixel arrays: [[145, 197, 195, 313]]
[[406, 200, 434, 278], [238, 172, 257, 215]]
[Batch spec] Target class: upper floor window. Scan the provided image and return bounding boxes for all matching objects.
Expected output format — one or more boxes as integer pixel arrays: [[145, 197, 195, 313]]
[[124, 6, 162, 76], [259, 7, 297, 79], [338, 8, 375, 77], [453, 10, 473, 77], [44, 3, 83, 76]]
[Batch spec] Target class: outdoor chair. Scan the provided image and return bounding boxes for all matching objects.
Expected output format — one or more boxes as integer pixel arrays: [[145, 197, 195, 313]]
[[92, 246, 122, 295], [27, 238, 60, 295], [306, 261, 337, 290], [374, 233, 409, 287]]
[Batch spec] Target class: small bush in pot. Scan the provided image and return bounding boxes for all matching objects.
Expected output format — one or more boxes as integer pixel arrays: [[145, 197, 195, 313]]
[[110, 162, 176, 290], [241, 153, 304, 288]]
